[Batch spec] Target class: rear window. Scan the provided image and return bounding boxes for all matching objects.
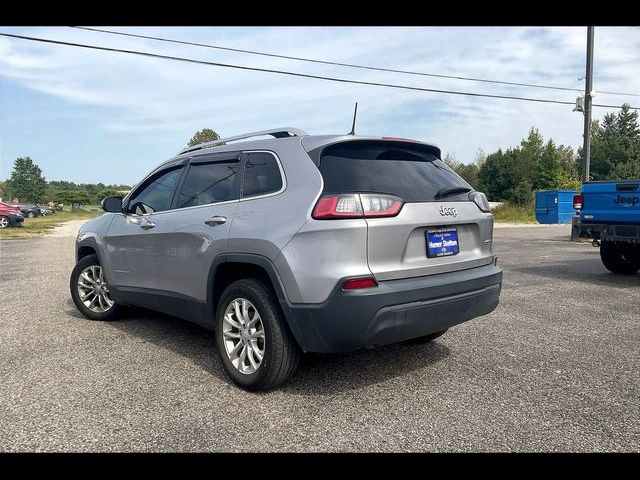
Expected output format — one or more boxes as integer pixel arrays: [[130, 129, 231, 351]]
[[317, 141, 471, 202]]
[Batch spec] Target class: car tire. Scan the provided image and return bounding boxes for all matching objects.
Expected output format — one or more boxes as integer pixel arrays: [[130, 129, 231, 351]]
[[27, 212, 35, 218], [0, 216, 9, 229], [600, 242, 639, 274], [403, 329, 449, 345], [215, 278, 301, 392], [70, 254, 121, 321]]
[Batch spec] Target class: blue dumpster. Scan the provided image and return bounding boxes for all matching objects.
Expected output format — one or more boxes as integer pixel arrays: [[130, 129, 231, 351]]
[[535, 190, 577, 224]]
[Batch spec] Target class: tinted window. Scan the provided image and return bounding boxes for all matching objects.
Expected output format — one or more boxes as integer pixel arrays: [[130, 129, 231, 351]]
[[177, 160, 240, 208], [127, 167, 183, 214], [242, 152, 283, 198], [318, 142, 471, 202]]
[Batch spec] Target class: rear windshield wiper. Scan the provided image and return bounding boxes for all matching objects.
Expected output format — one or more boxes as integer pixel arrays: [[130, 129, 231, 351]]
[[435, 186, 472, 199]]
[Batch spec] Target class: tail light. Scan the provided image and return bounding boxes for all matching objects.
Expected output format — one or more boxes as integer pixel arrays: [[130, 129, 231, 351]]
[[469, 191, 491, 213], [342, 276, 378, 290], [312, 193, 404, 219], [573, 194, 583, 211]]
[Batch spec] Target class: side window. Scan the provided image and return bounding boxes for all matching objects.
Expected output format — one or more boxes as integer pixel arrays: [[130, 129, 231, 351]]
[[242, 152, 283, 198], [176, 159, 240, 208], [126, 166, 183, 215]]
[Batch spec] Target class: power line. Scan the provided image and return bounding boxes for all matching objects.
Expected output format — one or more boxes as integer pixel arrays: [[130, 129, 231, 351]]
[[0, 32, 637, 111], [71, 26, 640, 99]]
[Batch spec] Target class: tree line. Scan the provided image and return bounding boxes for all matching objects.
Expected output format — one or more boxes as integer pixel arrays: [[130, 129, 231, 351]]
[[0, 157, 130, 206], [445, 104, 640, 204], [0, 128, 224, 205]]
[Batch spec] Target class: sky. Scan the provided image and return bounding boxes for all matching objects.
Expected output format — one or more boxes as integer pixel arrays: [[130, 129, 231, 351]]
[[0, 26, 639, 186]]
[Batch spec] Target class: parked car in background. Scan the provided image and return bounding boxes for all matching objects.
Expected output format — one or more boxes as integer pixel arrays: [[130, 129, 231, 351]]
[[17, 204, 42, 218], [39, 206, 54, 216], [0, 201, 20, 212], [0, 203, 24, 228]]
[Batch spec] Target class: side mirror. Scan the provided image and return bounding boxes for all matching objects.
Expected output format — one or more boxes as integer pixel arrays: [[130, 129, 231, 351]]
[[102, 196, 123, 213]]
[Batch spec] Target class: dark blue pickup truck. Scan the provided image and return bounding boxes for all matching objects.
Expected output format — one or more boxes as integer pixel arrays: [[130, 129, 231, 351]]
[[573, 180, 640, 274]]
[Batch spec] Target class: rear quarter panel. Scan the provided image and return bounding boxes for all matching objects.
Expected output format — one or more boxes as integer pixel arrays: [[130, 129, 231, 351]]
[[227, 139, 326, 299]]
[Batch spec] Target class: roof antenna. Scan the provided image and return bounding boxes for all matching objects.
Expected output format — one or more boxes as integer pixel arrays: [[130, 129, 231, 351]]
[[348, 102, 358, 135]]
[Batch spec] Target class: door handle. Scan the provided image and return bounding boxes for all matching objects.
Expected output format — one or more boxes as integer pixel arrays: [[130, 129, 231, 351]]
[[205, 216, 227, 226], [140, 221, 156, 230], [126, 215, 155, 229]]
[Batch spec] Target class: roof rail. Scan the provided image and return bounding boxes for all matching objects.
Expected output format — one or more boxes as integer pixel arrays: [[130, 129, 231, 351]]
[[179, 127, 307, 154]]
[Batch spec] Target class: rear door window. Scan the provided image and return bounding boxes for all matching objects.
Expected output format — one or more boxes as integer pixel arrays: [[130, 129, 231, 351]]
[[317, 141, 471, 202], [176, 155, 241, 208]]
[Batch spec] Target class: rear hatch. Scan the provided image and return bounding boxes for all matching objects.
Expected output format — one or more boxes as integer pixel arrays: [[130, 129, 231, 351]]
[[581, 180, 640, 224], [313, 140, 494, 281]]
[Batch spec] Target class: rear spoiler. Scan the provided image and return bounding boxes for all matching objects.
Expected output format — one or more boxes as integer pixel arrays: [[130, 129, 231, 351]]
[[303, 138, 442, 166]]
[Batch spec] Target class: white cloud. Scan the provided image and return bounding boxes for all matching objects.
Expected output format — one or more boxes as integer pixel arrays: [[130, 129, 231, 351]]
[[0, 26, 639, 184]]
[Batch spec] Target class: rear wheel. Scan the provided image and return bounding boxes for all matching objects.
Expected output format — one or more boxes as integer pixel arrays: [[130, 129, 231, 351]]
[[215, 278, 300, 392], [70, 254, 121, 320], [27, 211, 35, 218], [600, 242, 640, 274], [0, 216, 9, 228]]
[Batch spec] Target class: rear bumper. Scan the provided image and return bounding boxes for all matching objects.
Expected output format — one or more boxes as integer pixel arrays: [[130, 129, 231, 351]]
[[10, 215, 24, 226], [580, 222, 640, 243], [284, 263, 502, 352]]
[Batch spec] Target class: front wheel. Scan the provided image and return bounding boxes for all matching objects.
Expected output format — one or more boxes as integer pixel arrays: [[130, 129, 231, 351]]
[[70, 254, 121, 320], [215, 278, 300, 392], [600, 242, 640, 275]]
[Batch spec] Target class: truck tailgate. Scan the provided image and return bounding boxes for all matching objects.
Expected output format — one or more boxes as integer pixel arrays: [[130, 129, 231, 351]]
[[581, 181, 640, 224]]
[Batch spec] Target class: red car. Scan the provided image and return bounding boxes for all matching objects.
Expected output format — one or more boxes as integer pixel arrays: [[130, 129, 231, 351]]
[[0, 202, 24, 228]]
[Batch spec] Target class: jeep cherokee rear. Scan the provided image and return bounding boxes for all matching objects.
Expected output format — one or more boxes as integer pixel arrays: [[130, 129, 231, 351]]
[[70, 128, 503, 391]]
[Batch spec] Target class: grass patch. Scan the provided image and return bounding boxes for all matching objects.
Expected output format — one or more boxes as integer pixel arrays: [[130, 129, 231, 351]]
[[0, 206, 102, 239], [491, 202, 537, 224]]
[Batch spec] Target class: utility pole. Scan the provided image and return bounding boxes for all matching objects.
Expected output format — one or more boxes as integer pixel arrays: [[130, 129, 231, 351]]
[[582, 26, 595, 183]]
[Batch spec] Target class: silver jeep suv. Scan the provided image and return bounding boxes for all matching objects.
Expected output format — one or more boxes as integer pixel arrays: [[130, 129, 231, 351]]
[[70, 128, 502, 391]]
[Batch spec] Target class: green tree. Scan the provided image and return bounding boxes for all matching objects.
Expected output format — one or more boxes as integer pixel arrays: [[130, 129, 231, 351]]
[[5, 157, 46, 203], [98, 188, 119, 201], [478, 148, 524, 201], [553, 169, 582, 190], [519, 127, 545, 185], [443, 152, 459, 169], [56, 190, 90, 206], [474, 148, 487, 166], [188, 128, 221, 147], [443, 152, 481, 190], [578, 104, 640, 180], [511, 180, 534, 206], [479, 127, 583, 202], [534, 140, 563, 190]]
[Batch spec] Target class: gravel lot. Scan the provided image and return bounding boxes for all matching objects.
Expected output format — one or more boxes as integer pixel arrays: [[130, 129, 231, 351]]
[[0, 224, 638, 452]]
